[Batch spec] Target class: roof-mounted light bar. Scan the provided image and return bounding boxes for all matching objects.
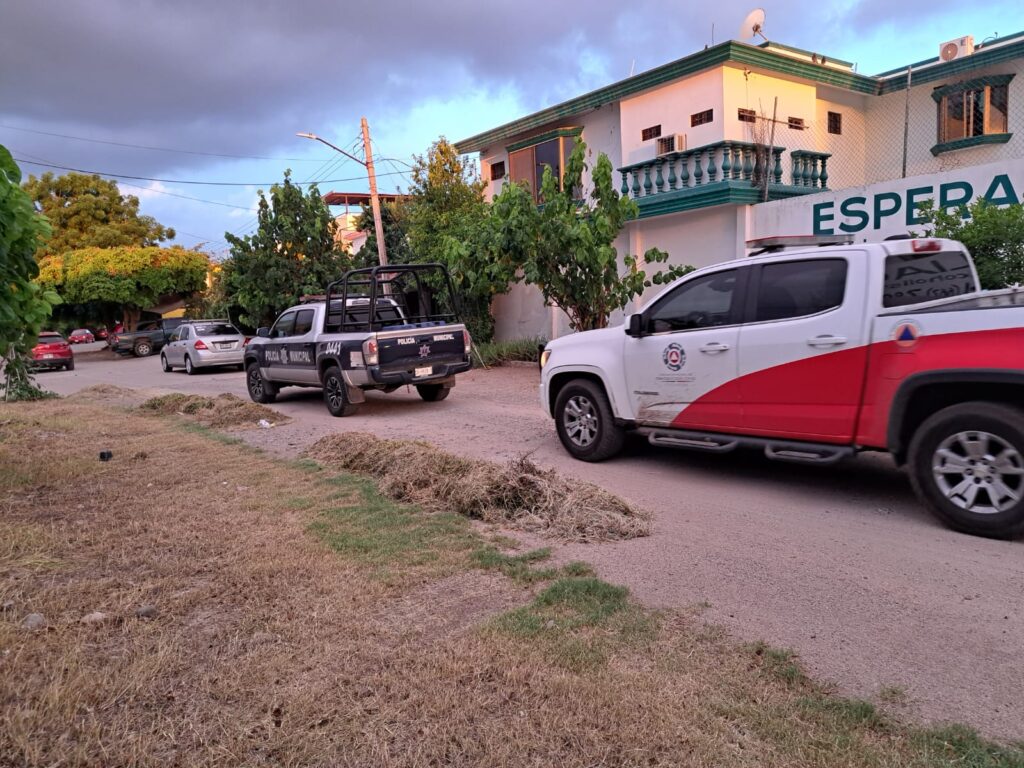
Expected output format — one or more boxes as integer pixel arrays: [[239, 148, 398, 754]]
[[745, 234, 855, 255]]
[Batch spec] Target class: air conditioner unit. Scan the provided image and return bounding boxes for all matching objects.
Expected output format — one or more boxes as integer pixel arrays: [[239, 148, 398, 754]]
[[939, 35, 974, 62], [656, 134, 686, 155]]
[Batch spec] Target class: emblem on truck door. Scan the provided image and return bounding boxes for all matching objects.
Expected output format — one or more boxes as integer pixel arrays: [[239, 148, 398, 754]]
[[662, 343, 686, 371], [419, 343, 431, 358]]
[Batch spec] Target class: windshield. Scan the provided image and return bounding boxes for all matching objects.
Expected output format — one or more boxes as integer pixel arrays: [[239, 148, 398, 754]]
[[37, 335, 64, 345], [192, 323, 239, 336], [71, 329, 90, 335], [883, 250, 977, 308]]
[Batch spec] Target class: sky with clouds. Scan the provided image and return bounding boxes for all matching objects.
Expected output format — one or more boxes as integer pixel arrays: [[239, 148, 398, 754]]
[[1, 0, 1018, 257]]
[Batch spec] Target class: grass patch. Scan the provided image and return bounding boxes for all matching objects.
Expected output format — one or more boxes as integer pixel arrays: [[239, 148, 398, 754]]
[[470, 545, 595, 584], [748, 640, 808, 686], [910, 724, 1024, 768], [473, 337, 543, 368], [139, 392, 287, 428], [304, 432, 650, 541]]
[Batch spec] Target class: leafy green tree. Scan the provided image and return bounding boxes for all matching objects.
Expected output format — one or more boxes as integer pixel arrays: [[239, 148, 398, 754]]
[[0, 146, 60, 400], [223, 171, 350, 328], [403, 138, 515, 341], [37, 246, 208, 329], [22, 172, 174, 257], [354, 199, 413, 268], [484, 140, 690, 331], [916, 198, 1024, 289]]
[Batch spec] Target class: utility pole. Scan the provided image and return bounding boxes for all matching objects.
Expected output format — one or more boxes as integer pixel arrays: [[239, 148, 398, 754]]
[[361, 117, 388, 267]]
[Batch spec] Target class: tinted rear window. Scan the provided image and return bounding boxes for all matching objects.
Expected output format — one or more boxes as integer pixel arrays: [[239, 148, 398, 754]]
[[192, 323, 239, 336], [37, 335, 64, 344], [883, 250, 977, 308]]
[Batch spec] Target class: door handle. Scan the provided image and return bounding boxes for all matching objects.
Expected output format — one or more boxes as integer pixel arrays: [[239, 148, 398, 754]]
[[807, 335, 848, 347], [699, 342, 731, 354]]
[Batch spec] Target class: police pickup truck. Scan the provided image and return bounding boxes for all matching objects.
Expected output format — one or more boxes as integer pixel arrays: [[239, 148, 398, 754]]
[[244, 264, 471, 416], [539, 236, 1024, 538]]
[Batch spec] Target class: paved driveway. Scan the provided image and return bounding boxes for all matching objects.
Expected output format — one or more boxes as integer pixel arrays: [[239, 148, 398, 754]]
[[41, 353, 1024, 739]]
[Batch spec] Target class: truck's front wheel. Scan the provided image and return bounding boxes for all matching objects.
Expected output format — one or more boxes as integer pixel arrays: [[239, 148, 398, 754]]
[[908, 402, 1024, 539], [553, 379, 625, 462], [246, 362, 277, 404], [322, 366, 359, 417]]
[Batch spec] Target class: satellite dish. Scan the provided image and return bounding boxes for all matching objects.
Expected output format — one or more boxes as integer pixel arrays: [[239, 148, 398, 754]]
[[739, 8, 767, 42]]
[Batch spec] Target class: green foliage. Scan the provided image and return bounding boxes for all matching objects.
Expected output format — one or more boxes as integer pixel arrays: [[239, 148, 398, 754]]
[[484, 140, 691, 331], [37, 245, 208, 328], [223, 171, 351, 328], [22, 172, 174, 258], [354, 200, 413, 268], [0, 146, 60, 401], [473, 337, 543, 368], [916, 199, 1024, 289]]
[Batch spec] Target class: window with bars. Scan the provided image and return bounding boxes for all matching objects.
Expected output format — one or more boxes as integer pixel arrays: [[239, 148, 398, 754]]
[[788, 117, 805, 130], [827, 112, 842, 135], [641, 125, 662, 141], [690, 109, 713, 127], [738, 108, 756, 123], [936, 83, 1009, 143]]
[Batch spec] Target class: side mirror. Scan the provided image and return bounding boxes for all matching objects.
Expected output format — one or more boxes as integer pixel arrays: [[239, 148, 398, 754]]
[[256, 327, 271, 338], [625, 314, 645, 338]]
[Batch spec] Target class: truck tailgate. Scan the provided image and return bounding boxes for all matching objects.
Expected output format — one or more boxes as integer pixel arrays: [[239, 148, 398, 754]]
[[377, 326, 466, 371]]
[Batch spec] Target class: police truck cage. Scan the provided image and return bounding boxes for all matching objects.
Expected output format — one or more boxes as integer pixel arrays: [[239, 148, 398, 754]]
[[324, 263, 463, 333], [745, 234, 855, 256]]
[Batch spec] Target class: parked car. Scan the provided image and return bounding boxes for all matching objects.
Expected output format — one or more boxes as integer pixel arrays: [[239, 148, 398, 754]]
[[244, 264, 471, 416], [68, 328, 95, 344], [31, 332, 74, 371], [161, 320, 246, 374], [93, 327, 109, 341], [540, 236, 1024, 539], [111, 318, 184, 357]]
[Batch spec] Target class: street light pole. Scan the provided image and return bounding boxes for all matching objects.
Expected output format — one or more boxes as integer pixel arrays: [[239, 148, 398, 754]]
[[296, 121, 388, 266]]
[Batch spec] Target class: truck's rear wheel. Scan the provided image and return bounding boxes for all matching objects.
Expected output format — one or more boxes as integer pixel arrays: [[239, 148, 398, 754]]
[[553, 379, 624, 462], [246, 362, 277, 404], [134, 341, 153, 357], [322, 366, 359, 417], [908, 402, 1024, 539], [416, 384, 449, 402]]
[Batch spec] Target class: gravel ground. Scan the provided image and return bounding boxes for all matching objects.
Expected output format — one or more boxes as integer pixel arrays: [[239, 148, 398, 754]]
[[42, 353, 1024, 739]]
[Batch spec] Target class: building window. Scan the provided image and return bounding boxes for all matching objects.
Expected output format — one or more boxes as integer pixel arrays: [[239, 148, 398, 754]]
[[827, 111, 842, 135], [690, 109, 713, 127], [641, 125, 662, 141], [936, 83, 1009, 143], [788, 117, 805, 130], [490, 161, 505, 181], [738, 108, 756, 123], [507, 133, 578, 202]]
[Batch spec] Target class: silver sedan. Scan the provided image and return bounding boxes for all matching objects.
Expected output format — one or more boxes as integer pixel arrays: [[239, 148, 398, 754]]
[[160, 320, 246, 375]]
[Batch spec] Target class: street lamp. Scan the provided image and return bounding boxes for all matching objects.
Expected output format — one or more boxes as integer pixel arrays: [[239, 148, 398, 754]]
[[297, 118, 387, 266]]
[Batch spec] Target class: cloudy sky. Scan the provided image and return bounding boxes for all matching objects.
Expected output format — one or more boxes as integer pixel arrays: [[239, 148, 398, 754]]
[[1, 0, 1018, 256]]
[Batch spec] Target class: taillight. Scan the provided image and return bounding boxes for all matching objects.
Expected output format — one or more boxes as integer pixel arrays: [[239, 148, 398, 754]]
[[243, 336, 252, 347], [911, 239, 942, 252], [463, 329, 472, 355], [362, 338, 379, 366], [194, 339, 208, 350]]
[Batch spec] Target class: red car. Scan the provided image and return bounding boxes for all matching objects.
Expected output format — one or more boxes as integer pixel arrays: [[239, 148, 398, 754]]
[[93, 327, 109, 340], [31, 332, 74, 371], [68, 328, 95, 344]]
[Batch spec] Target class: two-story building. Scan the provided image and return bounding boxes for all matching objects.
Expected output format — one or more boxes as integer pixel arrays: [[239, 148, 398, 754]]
[[455, 32, 1024, 340]]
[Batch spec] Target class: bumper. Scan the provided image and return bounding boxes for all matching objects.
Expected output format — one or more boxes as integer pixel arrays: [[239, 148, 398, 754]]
[[191, 348, 244, 368], [369, 359, 471, 386], [31, 357, 71, 369]]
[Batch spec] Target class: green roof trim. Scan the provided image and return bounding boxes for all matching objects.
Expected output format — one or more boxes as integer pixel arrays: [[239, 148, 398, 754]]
[[505, 127, 582, 153], [878, 38, 1024, 94], [757, 40, 854, 68], [632, 179, 820, 219], [930, 132, 1013, 156], [875, 32, 1024, 77], [930, 73, 1015, 101]]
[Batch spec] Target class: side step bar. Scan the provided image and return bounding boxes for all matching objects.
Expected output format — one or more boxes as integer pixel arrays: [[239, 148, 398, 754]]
[[645, 429, 855, 465]]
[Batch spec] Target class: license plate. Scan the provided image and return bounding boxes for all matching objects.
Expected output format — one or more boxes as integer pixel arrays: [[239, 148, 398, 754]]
[[217, 343, 232, 349], [43, 354, 55, 359], [414, 366, 432, 378]]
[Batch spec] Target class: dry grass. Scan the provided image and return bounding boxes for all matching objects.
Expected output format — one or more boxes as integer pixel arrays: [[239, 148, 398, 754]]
[[1, 399, 1022, 767], [138, 392, 288, 428], [304, 432, 650, 542]]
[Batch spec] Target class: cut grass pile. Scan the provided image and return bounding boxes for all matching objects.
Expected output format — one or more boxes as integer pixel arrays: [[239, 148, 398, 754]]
[[304, 432, 650, 541], [138, 392, 287, 428], [2, 399, 1022, 767]]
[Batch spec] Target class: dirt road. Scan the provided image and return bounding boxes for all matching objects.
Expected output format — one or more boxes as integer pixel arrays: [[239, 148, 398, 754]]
[[42, 352, 1024, 738]]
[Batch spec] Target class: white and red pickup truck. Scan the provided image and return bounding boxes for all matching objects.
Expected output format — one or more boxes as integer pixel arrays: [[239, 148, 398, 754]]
[[539, 236, 1024, 538]]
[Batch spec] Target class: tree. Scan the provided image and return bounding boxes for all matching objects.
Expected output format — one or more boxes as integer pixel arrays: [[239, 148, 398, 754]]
[[354, 199, 413, 268], [0, 146, 60, 400], [404, 138, 515, 341], [223, 171, 350, 328], [22, 172, 174, 257], [484, 140, 690, 331], [38, 246, 208, 329], [916, 198, 1024, 290]]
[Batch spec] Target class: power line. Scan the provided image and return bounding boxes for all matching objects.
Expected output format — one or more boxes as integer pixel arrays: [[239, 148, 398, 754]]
[[0, 122, 329, 162], [13, 156, 407, 187], [115, 181, 258, 212]]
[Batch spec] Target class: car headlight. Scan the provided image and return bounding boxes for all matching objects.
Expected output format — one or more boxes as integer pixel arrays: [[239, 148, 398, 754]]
[[539, 348, 552, 369]]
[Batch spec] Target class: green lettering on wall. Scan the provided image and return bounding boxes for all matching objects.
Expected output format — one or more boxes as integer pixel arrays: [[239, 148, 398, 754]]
[[905, 186, 934, 226], [838, 196, 869, 233], [983, 174, 1020, 206], [813, 201, 835, 235], [873, 192, 901, 229], [939, 181, 973, 211]]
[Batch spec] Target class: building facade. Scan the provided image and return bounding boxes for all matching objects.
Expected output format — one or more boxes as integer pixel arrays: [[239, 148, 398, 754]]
[[455, 33, 1024, 341]]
